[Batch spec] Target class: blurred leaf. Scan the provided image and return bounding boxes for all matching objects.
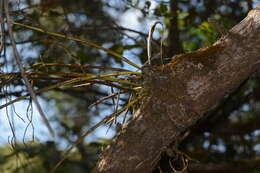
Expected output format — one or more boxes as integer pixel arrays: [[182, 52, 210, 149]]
[[154, 3, 168, 17]]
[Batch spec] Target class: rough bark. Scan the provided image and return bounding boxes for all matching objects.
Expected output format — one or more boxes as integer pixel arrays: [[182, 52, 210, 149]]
[[93, 7, 260, 173]]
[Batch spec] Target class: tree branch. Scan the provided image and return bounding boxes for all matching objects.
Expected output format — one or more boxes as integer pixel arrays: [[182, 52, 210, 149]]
[[94, 6, 260, 173]]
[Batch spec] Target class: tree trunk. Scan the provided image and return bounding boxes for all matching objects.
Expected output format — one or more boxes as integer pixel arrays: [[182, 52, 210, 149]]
[[93, 6, 260, 173], [165, 0, 183, 58]]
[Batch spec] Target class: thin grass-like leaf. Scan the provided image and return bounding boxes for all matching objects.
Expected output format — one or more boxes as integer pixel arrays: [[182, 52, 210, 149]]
[[101, 77, 140, 86], [28, 62, 129, 72], [12, 22, 141, 70], [73, 80, 135, 91], [111, 87, 116, 111], [0, 71, 140, 109], [123, 93, 133, 123], [106, 88, 121, 134], [115, 89, 121, 123]]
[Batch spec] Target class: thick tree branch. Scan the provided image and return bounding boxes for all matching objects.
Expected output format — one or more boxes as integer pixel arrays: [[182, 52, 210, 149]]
[[94, 6, 260, 173]]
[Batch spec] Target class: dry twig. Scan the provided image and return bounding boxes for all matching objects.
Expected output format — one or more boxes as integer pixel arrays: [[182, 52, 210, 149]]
[[4, 0, 55, 136]]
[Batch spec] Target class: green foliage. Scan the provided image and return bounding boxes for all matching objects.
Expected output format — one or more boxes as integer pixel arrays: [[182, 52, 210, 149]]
[[154, 3, 168, 17], [197, 21, 218, 46], [0, 141, 105, 173]]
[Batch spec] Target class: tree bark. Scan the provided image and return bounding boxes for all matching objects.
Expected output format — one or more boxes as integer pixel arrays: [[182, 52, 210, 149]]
[[93, 6, 260, 173]]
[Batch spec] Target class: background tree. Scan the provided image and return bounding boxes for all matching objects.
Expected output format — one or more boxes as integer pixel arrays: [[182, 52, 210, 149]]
[[0, 0, 259, 172]]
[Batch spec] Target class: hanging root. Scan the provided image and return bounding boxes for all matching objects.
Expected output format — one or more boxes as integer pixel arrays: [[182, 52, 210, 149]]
[[147, 21, 164, 66]]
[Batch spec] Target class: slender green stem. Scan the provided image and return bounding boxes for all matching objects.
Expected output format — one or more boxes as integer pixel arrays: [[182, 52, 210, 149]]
[[12, 22, 141, 70], [0, 71, 141, 109]]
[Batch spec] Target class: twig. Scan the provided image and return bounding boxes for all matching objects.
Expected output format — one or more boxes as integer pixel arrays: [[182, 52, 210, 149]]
[[0, 0, 4, 55], [112, 22, 148, 37], [88, 90, 125, 109], [4, 0, 55, 137]]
